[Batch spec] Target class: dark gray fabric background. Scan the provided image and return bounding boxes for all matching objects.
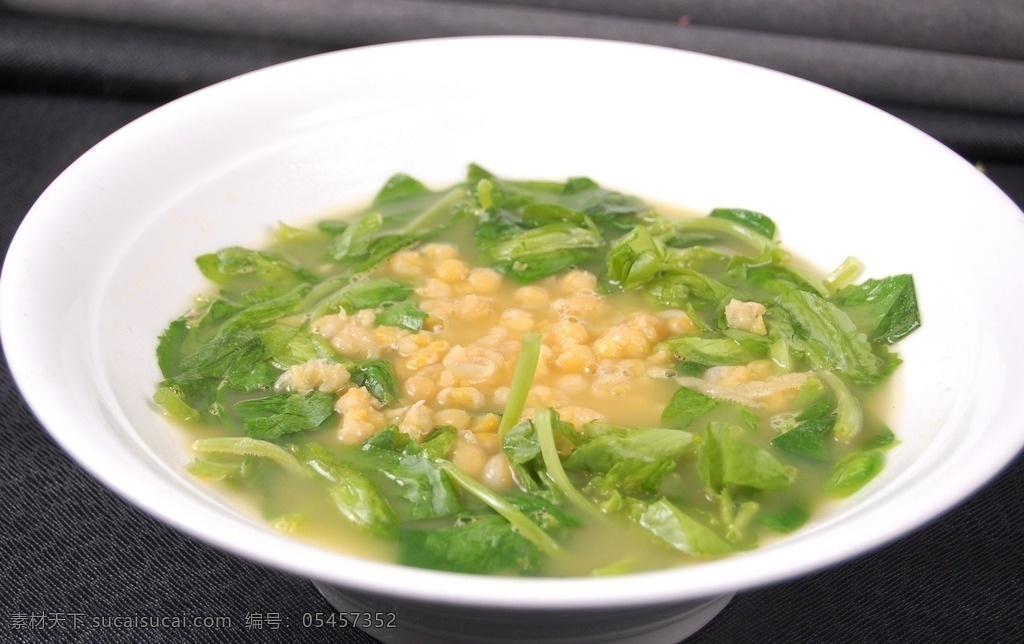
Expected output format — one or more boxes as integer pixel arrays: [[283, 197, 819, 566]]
[[1, 2, 1022, 642]]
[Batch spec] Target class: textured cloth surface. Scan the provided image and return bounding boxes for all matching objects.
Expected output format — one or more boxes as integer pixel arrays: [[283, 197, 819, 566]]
[[2, 4, 1023, 643], [6, 0, 1024, 117]]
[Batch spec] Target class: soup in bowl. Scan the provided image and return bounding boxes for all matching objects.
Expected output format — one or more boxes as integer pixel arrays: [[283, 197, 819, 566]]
[[3, 37, 1023, 643]]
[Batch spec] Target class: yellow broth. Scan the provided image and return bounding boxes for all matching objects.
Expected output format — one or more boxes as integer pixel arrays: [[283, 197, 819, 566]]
[[159, 169, 913, 577]]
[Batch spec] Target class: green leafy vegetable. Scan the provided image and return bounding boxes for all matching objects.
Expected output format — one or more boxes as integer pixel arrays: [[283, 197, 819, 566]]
[[398, 515, 539, 574], [770, 418, 834, 461], [564, 428, 694, 473], [662, 335, 768, 367], [373, 173, 431, 204], [637, 498, 734, 556], [661, 387, 720, 429], [824, 256, 864, 293], [350, 359, 399, 406], [595, 458, 677, 495], [375, 301, 428, 332], [498, 333, 542, 434], [826, 449, 885, 497], [309, 278, 413, 318], [756, 504, 810, 533], [236, 391, 336, 439], [534, 408, 605, 521], [353, 427, 463, 520], [835, 274, 921, 344], [671, 216, 775, 255], [607, 225, 668, 289], [708, 208, 777, 240], [153, 385, 200, 422], [192, 436, 309, 477], [196, 247, 314, 285], [816, 370, 863, 442], [698, 424, 793, 492], [767, 290, 894, 385], [156, 164, 922, 578], [303, 444, 399, 538], [437, 460, 561, 556]]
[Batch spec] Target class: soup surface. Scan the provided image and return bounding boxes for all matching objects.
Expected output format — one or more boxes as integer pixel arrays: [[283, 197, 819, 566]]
[[155, 165, 920, 576]]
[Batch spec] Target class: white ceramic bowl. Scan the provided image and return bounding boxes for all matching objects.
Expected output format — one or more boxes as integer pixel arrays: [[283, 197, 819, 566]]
[[4, 37, 1024, 644]]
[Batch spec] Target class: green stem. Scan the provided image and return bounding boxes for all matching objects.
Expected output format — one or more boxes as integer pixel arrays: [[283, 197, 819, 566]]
[[816, 370, 863, 442], [824, 256, 864, 293], [436, 460, 561, 556], [498, 332, 542, 435], [192, 436, 309, 477], [533, 408, 605, 522], [673, 217, 773, 255]]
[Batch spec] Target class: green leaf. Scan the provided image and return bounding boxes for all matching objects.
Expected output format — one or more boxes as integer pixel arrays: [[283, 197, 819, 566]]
[[351, 358, 399, 406], [644, 269, 734, 307], [767, 290, 891, 385], [236, 391, 336, 439], [436, 460, 561, 556], [729, 262, 829, 299], [637, 498, 734, 557], [835, 274, 921, 345], [272, 327, 342, 368], [709, 208, 777, 240], [816, 370, 863, 442], [770, 418, 834, 461], [863, 427, 899, 450], [826, 449, 885, 498], [795, 395, 834, 422], [373, 173, 431, 204], [391, 453, 463, 520], [505, 494, 582, 531], [671, 216, 775, 256], [470, 171, 612, 282], [398, 515, 539, 574], [220, 284, 310, 334], [177, 328, 280, 392], [698, 424, 793, 492], [310, 278, 413, 318], [483, 222, 603, 282], [662, 335, 767, 367], [558, 176, 653, 231], [185, 456, 243, 481], [606, 225, 667, 288], [317, 219, 349, 235], [756, 504, 810, 533], [272, 221, 325, 245], [156, 318, 189, 378], [349, 427, 462, 520], [565, 428, 694, 473], [597, 458, 677, 495], [416, 425, 458, 461], [303, 445, 399, 538], [502, 420, 542, 464], [375, 301, 428, 332], [349, 234, 419, 273], [328, 211, 383, 261], [661, 387, 720, 429], [195, 247, 314, 284]]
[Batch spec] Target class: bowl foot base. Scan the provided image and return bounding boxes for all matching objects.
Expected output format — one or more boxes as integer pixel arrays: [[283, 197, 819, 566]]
[[313, 581, 731, 644]]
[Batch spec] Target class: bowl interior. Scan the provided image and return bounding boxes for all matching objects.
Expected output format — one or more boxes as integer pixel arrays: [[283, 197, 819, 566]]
[[4, 36, 1024, 608]]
